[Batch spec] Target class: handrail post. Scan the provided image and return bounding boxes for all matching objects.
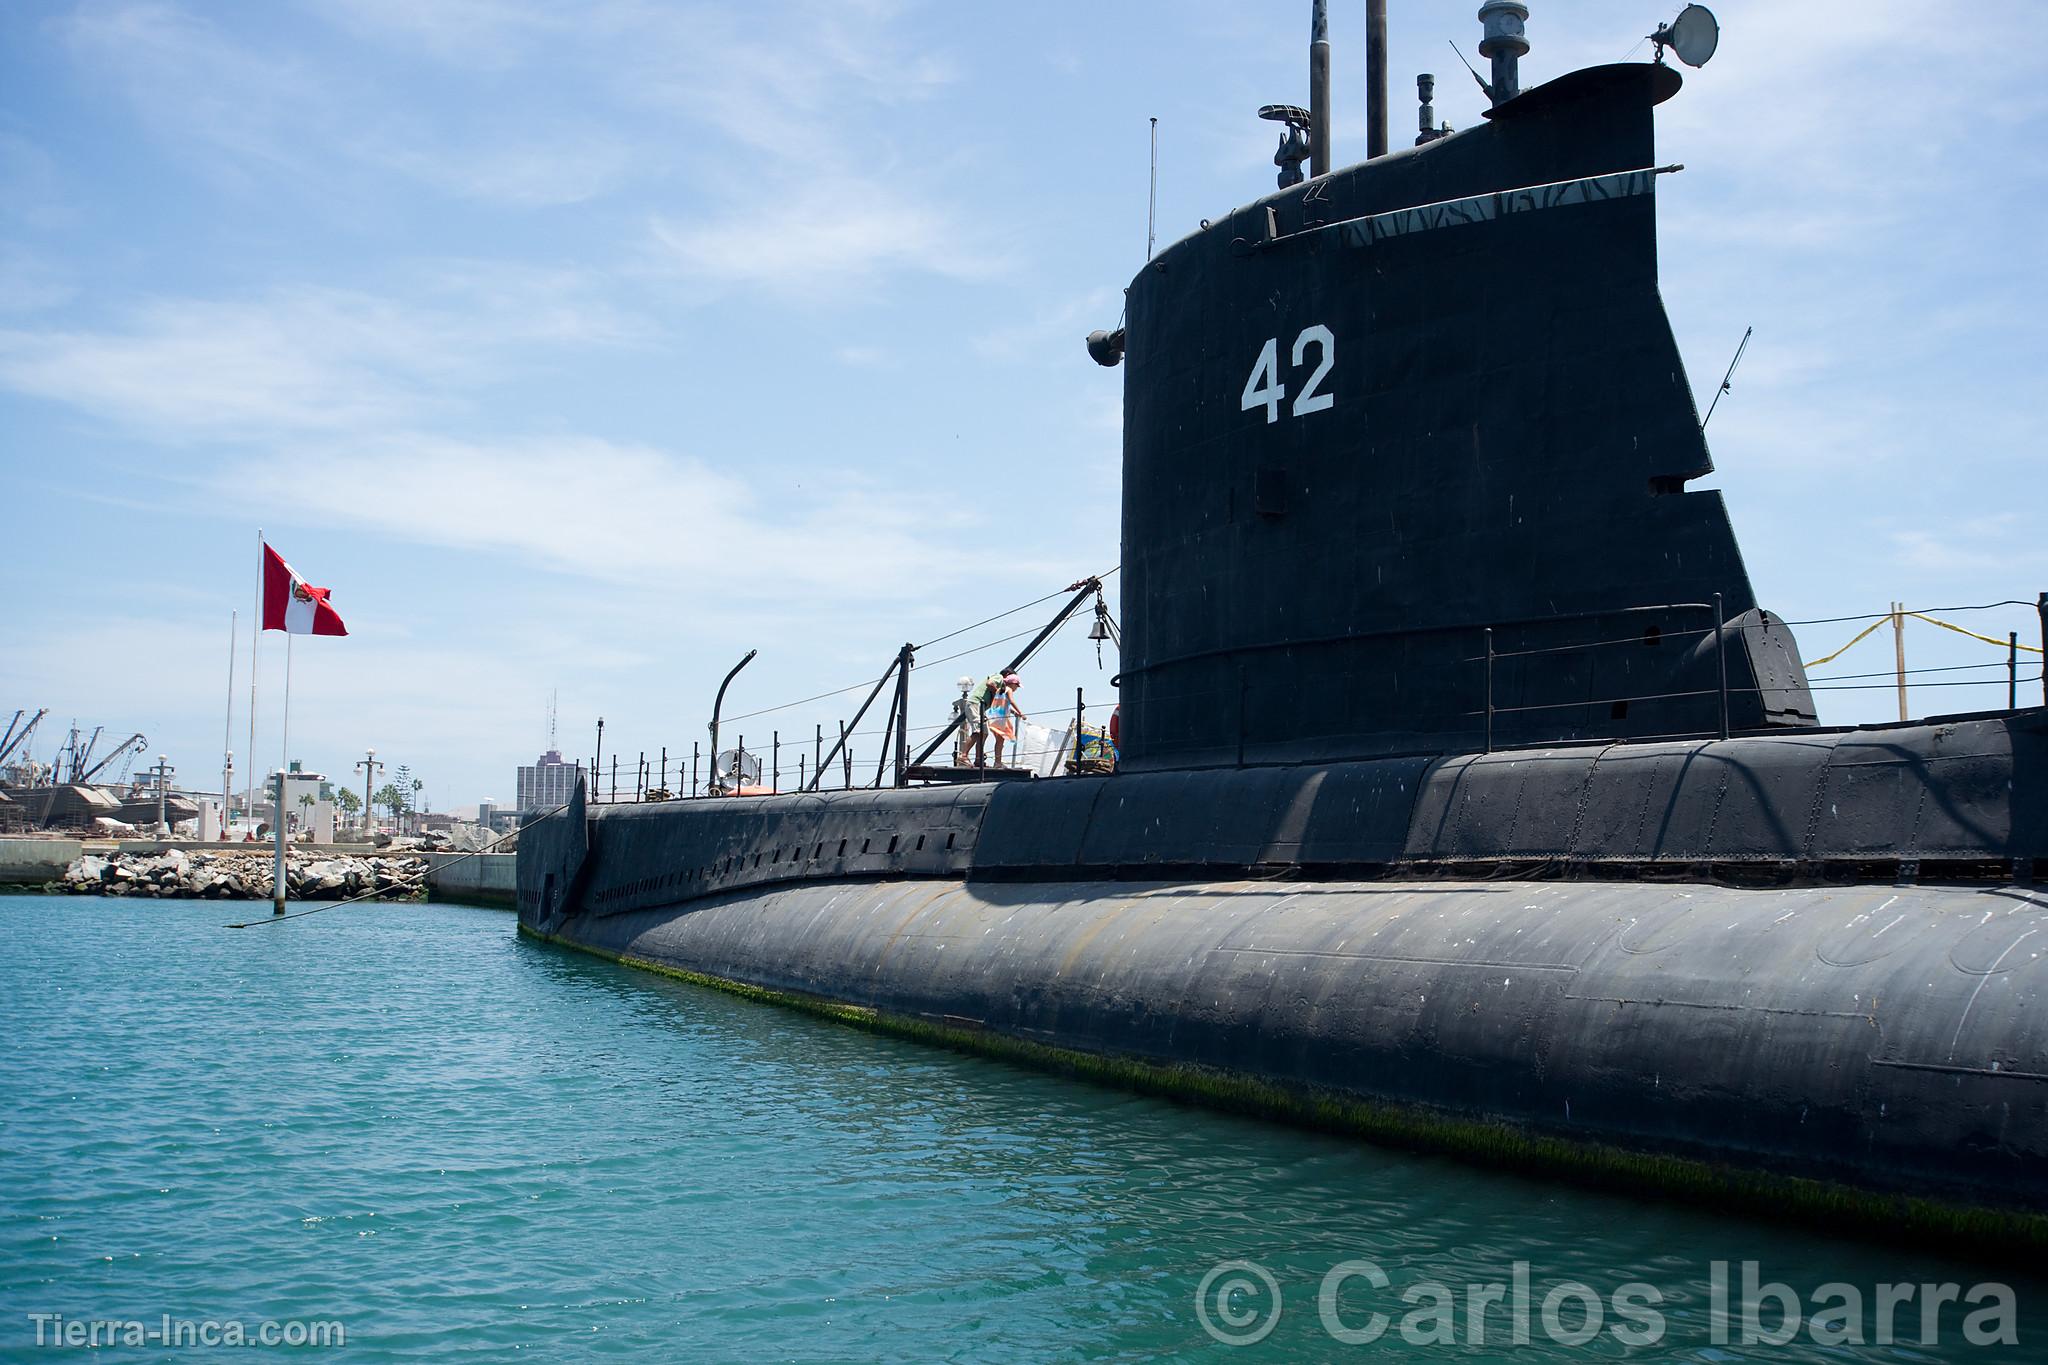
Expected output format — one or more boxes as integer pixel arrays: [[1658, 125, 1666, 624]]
[[2011, 632, 2021, 710], [772, 730, 780, 793], [1713, 593, 1730, 740], [691, 743, 699, 798], [808, 653, 900, 791], [2038, 592, 2047, 706], [1074, 686, 1085, 774], [1483, 627, 1494, 754], [660, 746, 667, 796]]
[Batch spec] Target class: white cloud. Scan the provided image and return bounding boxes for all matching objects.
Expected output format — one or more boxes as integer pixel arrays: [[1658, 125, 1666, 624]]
[[0, 134, 73, 230], [304, 0, 555, 69], [0, 247, 73, 314], [216, 432, 972, 599], [63, 1, 319, 183], [599, 0, 958, 160], [63, 1, 639, 208], [0, 275, 641, 439], [971, 288, 1120, 365], [1891, 520, 2045, 578], [648, 176, 1002, 298], [361, 124, 642, 208], [0, 293, 439, 437]]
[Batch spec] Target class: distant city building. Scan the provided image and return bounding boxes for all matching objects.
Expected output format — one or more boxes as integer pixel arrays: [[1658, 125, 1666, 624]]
[[477, 799, 522, 837], [516, 750, 582, 814], [279, 760, 331, 815]]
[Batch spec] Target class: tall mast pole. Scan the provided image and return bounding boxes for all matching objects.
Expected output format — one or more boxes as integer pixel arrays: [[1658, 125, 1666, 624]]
[[223, 609, 236, 836], [247, 530, 262, 829], [1308, 0, 1332, 177], [1366, 0, 1388, 158]]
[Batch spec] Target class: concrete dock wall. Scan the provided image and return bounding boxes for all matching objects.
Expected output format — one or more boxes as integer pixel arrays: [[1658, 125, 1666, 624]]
[[427, 852, 516, 908], [0, 838, 81, 885]]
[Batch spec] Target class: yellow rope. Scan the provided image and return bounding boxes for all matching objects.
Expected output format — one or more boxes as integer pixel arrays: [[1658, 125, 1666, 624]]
[[1802, 609, 2040, 669], [1907, 612, 2042, 654], [1802, 616, 1888, 669]]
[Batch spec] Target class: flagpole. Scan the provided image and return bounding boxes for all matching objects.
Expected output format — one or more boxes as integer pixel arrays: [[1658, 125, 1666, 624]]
[[223, 609, 236, 838], [247, 529, 262, 832], [281, 632, 293, 781]]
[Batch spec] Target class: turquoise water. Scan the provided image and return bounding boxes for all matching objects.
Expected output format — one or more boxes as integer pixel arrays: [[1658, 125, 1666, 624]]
[[1, 895, 2041, 1361]]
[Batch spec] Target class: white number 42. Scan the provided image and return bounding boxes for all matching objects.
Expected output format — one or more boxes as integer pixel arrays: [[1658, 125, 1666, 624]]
[[1240, 324, 1335, 424]]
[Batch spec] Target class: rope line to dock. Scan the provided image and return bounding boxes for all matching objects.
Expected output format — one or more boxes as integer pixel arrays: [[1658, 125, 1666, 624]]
[[222, 804, 565, 929]]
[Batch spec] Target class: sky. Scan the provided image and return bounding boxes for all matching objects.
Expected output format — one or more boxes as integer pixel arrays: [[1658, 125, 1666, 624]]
[[2, 0, 2044, 813]]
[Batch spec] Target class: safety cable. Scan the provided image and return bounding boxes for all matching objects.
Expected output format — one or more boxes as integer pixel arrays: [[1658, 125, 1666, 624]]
[[224, 804, 563, 928], [721, 569, 1115, 725]]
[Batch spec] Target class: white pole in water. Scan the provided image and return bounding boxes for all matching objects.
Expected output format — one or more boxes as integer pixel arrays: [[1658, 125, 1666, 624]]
[[155, 754, 169, 838], [223, 609, 236, 837], [280, 632, 293, 779], [272, 771, 287, 915]]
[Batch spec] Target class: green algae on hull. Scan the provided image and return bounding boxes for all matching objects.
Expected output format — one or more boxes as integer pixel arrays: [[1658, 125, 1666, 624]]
[[519, 922, 2048, 1260]]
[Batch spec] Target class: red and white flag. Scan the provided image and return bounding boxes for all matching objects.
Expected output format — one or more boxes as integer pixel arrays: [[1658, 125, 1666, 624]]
[[260, 543, 349, 636]]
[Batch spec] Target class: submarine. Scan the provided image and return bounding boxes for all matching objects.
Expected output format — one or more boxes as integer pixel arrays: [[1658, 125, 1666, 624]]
[[520, 3, 2048, 1243]]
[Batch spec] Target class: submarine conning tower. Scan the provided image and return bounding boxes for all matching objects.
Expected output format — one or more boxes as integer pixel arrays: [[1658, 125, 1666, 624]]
[[1115, 53, 1816, 773]]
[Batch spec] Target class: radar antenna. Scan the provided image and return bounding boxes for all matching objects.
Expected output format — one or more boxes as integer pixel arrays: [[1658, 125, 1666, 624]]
[[1448, 40, 1490, 100], [1147, 117, 1158, 261]]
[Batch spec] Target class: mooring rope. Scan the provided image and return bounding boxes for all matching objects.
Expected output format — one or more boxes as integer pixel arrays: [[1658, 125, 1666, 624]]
[[223, 802, 565, 928]]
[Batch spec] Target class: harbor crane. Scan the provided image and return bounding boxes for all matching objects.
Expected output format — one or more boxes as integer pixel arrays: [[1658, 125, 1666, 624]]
[[62, 725, 105, 783], [0, 708, 47, 767], [78, 733, 148, 785]]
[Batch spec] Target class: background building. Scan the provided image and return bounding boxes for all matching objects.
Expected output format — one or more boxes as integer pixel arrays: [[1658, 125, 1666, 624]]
[[516, 750, 582, 814], [477, 799, 522, 836]]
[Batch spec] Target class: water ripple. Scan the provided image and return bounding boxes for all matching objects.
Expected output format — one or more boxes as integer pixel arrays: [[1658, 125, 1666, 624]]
[[1, 896, 2040, 1361]]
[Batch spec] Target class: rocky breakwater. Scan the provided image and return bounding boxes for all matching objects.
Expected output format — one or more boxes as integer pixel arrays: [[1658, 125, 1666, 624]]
[[57, 848, 428, 901]]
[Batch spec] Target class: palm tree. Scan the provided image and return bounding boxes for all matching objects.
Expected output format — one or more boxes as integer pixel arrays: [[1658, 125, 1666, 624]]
[[336, 787, 361, 833], [298, 792, 315, 840]]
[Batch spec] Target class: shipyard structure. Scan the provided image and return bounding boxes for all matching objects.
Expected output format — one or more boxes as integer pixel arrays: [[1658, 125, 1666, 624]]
[[521, 6, 2048, 1242]]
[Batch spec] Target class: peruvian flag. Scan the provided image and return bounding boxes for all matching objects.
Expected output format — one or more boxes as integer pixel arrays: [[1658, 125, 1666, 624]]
[[261, 543, 349, 636]]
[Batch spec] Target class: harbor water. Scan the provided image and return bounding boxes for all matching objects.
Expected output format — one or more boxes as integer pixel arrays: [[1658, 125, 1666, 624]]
[[2, 894, 2040, 1360]]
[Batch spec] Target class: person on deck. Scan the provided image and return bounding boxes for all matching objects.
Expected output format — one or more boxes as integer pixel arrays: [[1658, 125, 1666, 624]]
[[970, 672, 1025, 768]]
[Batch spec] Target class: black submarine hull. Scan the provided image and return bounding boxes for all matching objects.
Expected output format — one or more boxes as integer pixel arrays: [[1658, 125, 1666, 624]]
[[521, 712, 2048, 1229]]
